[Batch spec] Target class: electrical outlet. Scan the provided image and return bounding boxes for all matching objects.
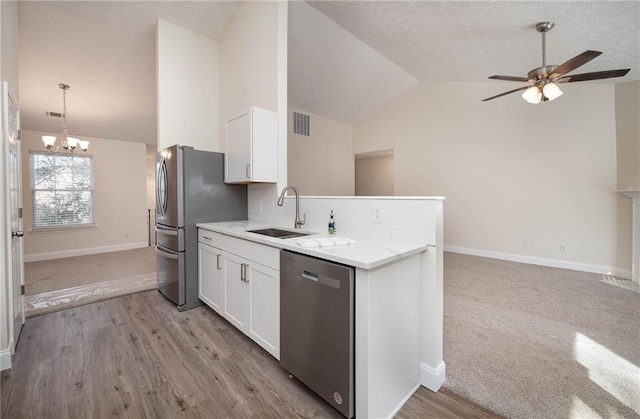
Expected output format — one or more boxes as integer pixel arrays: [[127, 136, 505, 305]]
[[257, 200, 263, 213], [373, 206, 383, 223], [124, 232, 129, 239], [270, 201, 275, 213], [522, 240, 529, 249], [560, 245, 567, 254]]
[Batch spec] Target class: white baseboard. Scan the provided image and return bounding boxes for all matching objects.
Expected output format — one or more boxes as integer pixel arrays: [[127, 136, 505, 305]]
[[421, 361, 446, 392], [387, 383, 421, 419], [24, 242, 149, 263], [444, 245, 632, 280], [613, 267, 633, 280], [0, 348, 12, 371]]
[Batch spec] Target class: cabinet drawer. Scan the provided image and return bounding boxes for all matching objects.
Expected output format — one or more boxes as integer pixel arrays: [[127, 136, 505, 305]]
[[198, 228, 279, 270], [219, 234, 279, 271], [198, 229, 222, 247]]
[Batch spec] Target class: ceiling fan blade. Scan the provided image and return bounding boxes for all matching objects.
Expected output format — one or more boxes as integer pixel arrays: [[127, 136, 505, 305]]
[[488, 75, 530, 82], [482, 85, 531, 102], [557, 68, 630, 83], [552, 50, 602, 77]]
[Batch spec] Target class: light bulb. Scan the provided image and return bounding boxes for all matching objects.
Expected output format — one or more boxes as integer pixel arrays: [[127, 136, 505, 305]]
[[542, 82, 563, 101], [67, 137, 79, 150], [522, 86, 542, 104], [78, 140, 90, 151], [42, 135, 57, 149]]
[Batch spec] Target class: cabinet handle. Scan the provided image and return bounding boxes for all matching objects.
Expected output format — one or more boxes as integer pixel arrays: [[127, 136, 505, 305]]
[[203, 236, 212, 240], [240, 263, 249, 282], [245, 163, 250, 179], [216, 254, 221, 270]]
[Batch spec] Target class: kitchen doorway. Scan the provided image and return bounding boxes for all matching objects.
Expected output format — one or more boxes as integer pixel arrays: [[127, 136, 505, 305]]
[[354, 149, 395, 196]]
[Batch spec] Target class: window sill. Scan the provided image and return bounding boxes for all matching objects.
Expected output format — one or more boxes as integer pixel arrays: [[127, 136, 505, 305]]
[[29, 224, 98, 234]]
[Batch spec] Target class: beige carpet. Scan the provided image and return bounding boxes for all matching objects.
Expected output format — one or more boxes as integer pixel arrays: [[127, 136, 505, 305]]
[[24, 246, 157, 317], [443, 252, 640, 419], [24, 246, 156, 294]]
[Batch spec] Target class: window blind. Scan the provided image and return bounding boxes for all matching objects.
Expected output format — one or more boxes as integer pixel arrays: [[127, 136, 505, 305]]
[[29, 151, 95, 228]]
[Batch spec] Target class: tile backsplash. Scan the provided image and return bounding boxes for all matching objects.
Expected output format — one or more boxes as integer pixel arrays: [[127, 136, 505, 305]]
[[247, 185, 443, 245]]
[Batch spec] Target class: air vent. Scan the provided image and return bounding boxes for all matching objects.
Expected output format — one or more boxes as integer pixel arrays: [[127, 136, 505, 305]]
[[45, 111, 64, 118], [293, 112, 310, 136]]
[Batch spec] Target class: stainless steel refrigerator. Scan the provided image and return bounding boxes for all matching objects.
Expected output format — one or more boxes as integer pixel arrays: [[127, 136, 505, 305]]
[[155, 144, 247, 311]]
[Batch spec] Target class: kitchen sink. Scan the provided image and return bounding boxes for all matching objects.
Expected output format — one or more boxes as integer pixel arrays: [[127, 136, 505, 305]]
[[247, 228, 311, 239]]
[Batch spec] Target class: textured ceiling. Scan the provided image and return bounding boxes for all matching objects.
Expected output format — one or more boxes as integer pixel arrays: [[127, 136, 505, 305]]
[[294, 0, 639, 122], [288, 1, 417, 124], [18, 1, 237, 145], [16, 1, 640, 144], [308, 1, 640, 83]]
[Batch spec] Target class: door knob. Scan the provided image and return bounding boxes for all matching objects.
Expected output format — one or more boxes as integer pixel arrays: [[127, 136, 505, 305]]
[[12, 231, 24, 238]]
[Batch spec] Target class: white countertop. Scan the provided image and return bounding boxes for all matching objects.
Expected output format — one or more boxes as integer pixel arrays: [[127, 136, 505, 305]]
[[196, 221, 428, 270]]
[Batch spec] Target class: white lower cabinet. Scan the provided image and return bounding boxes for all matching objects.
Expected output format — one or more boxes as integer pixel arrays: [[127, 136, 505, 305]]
[[246, 262, 279, 357], [198, 230, 280, 360], [198, 242, 224, 314], [222, 253, 248, 331]]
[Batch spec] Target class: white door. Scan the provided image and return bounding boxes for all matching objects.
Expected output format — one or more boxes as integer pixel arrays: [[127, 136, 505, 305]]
[[3, 81, 24, 352]]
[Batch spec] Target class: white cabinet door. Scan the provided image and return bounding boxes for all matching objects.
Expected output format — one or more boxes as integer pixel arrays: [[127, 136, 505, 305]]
[[248, 263, 280, 359], [223, 253, 249, 331], [225, 112, 251, 182], [225, 106, 278, 184], [198, 243, 224, 314], [197, 228, 280, 360]]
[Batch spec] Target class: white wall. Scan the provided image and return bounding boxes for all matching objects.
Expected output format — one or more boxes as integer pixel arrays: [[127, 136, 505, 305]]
[[1, 0, 19, 370], [156, 19, 219, 152], [219, 1, 288, 204], [614, 81, 640, 274], [355, 154, 394, 196], [615, 81, 640, 190], [354, 81, 626, 276], [145, 144, 156, 209], [288, 107, 354, 196], [21, 130, 148, 261]]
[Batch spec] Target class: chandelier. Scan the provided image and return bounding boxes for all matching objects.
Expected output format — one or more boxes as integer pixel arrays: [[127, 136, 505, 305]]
[[41, 83, 89, 153]]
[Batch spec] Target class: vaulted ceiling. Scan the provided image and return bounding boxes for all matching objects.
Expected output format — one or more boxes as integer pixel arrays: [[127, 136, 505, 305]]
[[16, 1, 640, 145]]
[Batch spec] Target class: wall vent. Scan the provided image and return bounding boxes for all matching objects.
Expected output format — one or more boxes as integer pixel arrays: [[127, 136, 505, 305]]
[[293, 112, 310, 136], [45, 111, 64, 118]]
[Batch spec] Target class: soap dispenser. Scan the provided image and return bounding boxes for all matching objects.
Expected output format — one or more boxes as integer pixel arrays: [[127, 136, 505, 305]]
[[328, 210, 336, 235]]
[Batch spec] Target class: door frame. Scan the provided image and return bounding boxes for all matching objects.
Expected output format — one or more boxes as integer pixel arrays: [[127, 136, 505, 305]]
[[1, 80, 25, 369]]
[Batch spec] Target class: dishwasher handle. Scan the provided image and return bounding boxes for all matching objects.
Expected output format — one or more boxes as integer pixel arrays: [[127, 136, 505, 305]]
[[301, 270, 318, 281]]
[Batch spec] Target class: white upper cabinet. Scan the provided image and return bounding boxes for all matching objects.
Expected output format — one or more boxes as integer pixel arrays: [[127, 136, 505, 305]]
[[225, 106, 278, 184]]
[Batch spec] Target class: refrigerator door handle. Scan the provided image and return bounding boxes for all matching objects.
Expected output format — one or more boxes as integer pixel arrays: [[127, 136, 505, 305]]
[[157, 158, 168, 217], [155, 226, 178, 236], [156, 246, 179, 260]]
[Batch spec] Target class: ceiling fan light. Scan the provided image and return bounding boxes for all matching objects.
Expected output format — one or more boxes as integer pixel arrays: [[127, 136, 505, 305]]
[[543, 82, 563, 101], [522, 86, 542, 104]]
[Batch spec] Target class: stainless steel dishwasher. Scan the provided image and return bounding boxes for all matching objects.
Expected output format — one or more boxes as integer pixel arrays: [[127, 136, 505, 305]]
[[280, 250, 355, 418]]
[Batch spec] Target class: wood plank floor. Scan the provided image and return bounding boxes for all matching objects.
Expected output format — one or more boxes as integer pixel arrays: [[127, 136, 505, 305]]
[[1, 290, 501, 419]]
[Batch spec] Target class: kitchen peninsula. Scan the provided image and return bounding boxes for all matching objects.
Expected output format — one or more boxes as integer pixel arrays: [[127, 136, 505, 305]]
[[198, 195, 444, 419]]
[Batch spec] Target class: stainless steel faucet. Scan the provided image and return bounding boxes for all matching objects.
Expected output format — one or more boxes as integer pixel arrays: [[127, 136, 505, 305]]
[[277, 185, 305, 229]]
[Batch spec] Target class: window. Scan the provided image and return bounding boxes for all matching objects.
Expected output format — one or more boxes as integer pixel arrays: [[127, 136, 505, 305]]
[[29, 151, 94, 229]]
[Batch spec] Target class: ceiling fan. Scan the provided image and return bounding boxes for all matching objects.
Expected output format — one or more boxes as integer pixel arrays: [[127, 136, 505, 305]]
[[482, 21, 630, 103]]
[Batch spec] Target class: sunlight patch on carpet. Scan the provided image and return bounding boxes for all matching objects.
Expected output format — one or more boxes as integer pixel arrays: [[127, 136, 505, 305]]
[[573, 333, 640, 415], [600, 275, 640, 293]]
